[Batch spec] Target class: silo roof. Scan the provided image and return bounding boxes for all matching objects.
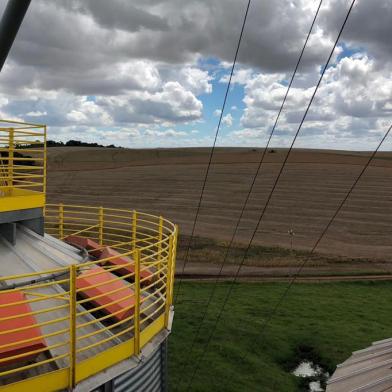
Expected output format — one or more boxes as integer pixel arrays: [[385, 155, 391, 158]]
[[327, 338, 392, 392]]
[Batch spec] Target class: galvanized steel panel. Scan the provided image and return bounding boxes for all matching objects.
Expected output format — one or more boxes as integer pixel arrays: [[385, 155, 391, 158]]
[[113, 341, 167, 392]]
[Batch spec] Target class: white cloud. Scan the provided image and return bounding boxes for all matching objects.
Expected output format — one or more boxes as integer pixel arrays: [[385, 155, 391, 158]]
[[229, 53, 392, 149], [176, 67, 213, 95], [232, 129, 264, 139], [144, 129, 187, 137], [222, 113, 233, 127], [26, 110, 47, 117], [0, 97, 9, 107], [66, 110, 87, 122], [0, 0, 390, 149], [65, 97, 113, 125], [95, 81, 203, 126], [220, 68, 254, 85], [115, 61, 162, 92], [0, 60, 207, 130], [101, 128, 141, 141]]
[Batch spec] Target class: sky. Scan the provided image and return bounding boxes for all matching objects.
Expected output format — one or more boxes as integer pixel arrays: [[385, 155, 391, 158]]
[[0, 0, 391, 150]]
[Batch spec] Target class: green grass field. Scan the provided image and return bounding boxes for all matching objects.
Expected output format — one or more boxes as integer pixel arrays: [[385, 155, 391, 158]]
[[168, 281, 392, 391]]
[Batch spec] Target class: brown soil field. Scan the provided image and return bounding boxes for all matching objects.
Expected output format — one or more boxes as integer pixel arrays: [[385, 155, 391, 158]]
[[46, 147, 392, 277]]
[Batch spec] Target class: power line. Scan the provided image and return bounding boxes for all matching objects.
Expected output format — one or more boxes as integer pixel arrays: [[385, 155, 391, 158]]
[[184, 0, 357, 388], [174, 0, 252, 304], [233, 123, 392, 366], [175, 0, 324, 386], [212, 122, 392, 388]]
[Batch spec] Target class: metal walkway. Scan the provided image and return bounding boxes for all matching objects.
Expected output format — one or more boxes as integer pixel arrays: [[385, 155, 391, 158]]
[[0, 226, 118, 385]]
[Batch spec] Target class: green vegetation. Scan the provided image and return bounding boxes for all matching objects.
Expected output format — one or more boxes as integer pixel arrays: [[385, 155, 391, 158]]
[[46, 139, 121, 148], [169, 281, 392, 391], [178, 235, 377, 268], [176, 235, 392, 277]]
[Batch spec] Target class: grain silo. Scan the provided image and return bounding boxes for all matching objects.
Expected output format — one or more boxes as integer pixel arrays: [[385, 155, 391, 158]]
[[326, 338, 392, 391], [0, 121, 177, 392], [0, 1, 178, 390]]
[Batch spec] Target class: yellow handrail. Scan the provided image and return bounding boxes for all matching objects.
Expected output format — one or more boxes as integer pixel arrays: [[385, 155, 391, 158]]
[[0, 203, 177, 392], [0, 120, 46, 208]]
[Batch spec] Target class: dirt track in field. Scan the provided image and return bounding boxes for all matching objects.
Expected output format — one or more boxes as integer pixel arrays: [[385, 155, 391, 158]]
[[177, 273, 392, 283], [46, 147, 392, 276]]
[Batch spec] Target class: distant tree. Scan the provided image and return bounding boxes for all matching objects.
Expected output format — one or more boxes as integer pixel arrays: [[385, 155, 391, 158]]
[[46, 140, 64, 147], [44, 139, 120, 148]]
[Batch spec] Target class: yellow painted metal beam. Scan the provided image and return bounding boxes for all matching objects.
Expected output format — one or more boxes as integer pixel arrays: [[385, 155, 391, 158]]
[[140, 314, 165, 348], [0, 203, 177, 390], [0, 191, 45, 212], [0, 369, 68, 392], [75, 339, 134, 383]]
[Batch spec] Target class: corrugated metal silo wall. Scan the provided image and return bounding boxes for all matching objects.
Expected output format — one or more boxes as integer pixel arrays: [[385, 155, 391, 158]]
[[95, 340, 168, 392]]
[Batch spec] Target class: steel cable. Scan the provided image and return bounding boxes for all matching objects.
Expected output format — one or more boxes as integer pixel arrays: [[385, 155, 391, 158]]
[[230, 123, 392, 368], [175, 0, 324, 387], [184, 0, 357, 388], [174, 0, 252, 304]]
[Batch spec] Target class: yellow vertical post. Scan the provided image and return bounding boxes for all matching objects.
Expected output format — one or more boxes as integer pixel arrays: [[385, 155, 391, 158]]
[[59, 203, 64, 239], [164, 235, 174, 328], [7, 128, 14, 195], [170, 225, 179, 306], [69, 265, 77, 390], [134, 249, 141, 355], [158, 216, 163, 273], [132, 210, 137, 250], [42, 125, 47, 216], [99, 206, 104, 246], [43, 126, 47, 215]]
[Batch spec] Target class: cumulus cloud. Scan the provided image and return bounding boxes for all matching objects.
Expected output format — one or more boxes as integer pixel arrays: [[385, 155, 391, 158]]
[[46, 0, 331, 71], [18, 0, 383, 73], [230, 53, 392, 148], [321, 0, 392, 65], [95, 81, 203, 125], [74, 0, 169, 33], [222, 113, 233, 127], [5, 0, 385, 93], [26, 110, 47, 117], [144, 129, 187, 137], [0, 0, 390, 148], [174, 67, 213, 95], [0, 0, 216, 135]]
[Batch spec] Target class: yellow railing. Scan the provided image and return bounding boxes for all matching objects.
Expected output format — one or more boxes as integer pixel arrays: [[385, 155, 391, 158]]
[[0, 204, 177, 391], [0, 119, 46, 201]]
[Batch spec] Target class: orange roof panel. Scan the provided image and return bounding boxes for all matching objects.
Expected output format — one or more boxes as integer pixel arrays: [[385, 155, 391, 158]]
[[76, 266, 135, 322], [100, 247, 154, 285], [65, 235, 102, 257], [0, 291, 46, 366]]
